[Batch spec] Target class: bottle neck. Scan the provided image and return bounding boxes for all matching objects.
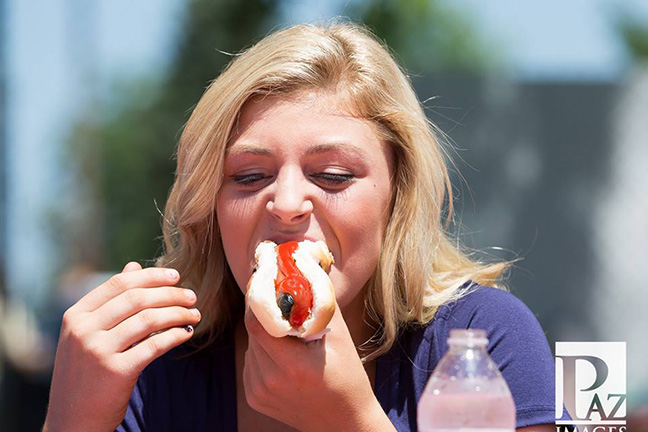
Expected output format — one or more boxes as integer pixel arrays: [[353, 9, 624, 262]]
[[448, 342, 488, 354], [442, 343, 497, 377]]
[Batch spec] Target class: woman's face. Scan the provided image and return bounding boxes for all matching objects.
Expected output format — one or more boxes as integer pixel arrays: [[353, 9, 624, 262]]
[[217, 92, 394, 312]]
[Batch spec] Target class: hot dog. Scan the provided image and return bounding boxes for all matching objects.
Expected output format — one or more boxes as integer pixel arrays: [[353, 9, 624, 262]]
[[246, 240, 336, 339]]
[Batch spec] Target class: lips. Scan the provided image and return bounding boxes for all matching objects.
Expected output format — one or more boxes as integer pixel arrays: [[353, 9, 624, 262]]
[[263, 233, 322, 245]]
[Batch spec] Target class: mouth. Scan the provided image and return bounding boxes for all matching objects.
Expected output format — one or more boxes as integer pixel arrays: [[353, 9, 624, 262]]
[[249, 235, 326, 273], [250, 233, 326, 275], [263, 234, 322, 246]]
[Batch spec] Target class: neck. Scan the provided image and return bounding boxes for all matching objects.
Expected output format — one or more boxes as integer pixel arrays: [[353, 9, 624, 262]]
[[341, 288, 378, 359]]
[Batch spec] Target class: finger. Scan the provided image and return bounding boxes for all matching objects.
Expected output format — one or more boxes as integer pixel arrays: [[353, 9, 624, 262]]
[[122, 261, 143, 273], [324, 302, 350, 337], [319, 304, 358, 352], [93, 286, 197, 330], [247, 326, 277, 369], [75, 267, 181, 312], [121, 326, 195, 373], [243, 343, 258, 399], [244, 305, 308, 358], [109, 306, 201, 352], [243, 303, 267, 338], [243, 339, 272, 413]]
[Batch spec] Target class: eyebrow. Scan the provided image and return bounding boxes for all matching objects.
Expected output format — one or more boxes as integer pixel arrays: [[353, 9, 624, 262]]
[[225, 142, 367, 159], [305, 142, 366, 159], [225, 144, 273, 157]]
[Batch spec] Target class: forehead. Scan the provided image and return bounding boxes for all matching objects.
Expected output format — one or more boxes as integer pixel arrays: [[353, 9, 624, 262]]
[[227, 92, 386, 155], [236, 91, 354, 127]]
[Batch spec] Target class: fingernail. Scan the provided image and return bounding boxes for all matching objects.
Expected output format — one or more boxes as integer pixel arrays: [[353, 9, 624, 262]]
[[189, 308, 200, 317], [167, 269, 179, 280], [183, 325, 194, 333], [184, 289, 196, 301]]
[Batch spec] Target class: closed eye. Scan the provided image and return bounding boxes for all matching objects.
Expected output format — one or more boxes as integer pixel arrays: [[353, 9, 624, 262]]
[[311, 172, 355, 187], [232, 173, 269, 186]]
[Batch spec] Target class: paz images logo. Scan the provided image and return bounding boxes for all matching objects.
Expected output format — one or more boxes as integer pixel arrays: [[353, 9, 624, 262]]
[[555, 342, 626, 432]]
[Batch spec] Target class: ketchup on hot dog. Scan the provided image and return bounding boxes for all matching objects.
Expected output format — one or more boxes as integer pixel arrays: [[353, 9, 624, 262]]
[[275, 241, 313, 328]]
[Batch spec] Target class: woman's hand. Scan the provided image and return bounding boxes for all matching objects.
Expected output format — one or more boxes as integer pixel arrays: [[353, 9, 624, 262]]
[[43, 262, 201, 432], [243, 304, 395, 432]]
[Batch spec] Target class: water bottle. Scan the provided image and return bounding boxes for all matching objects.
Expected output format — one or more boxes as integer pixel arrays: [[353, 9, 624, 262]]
[[417, 329, 516, 431]]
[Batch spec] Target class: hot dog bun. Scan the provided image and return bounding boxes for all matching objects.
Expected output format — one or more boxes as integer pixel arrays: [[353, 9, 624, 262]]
[[246, 240, 335, 339]]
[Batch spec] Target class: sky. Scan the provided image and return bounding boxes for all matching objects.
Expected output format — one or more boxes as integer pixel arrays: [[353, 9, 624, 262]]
[[35, 0, 648, 86], [31, 0, 648, 86], [444, 0, 648, 80], [284, 0, 648, 81]]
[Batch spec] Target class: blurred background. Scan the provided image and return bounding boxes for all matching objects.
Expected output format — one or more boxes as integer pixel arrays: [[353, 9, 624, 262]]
[[1, 0, 647, 430]]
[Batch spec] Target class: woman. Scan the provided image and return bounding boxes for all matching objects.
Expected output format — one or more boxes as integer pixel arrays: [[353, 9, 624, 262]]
[[45, 23, 570, 431]]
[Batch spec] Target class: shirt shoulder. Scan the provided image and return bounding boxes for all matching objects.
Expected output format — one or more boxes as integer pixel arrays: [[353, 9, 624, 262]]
[[432, 284, 567, 427], [377, 284, 570, 430], [434, 284, 537, 328]]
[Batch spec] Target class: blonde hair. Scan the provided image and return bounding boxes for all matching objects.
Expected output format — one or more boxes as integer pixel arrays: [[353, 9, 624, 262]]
[[158, 22, 508, 360]]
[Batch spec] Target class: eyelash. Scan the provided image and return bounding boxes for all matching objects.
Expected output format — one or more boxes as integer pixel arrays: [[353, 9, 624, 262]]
[[232, 173, 268, 185], [311, 172, 354, 186], [231, 173, 354, 187]]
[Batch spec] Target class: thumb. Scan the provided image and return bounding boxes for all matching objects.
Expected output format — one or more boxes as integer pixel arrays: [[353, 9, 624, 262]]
[[122, 261, 143, 273]]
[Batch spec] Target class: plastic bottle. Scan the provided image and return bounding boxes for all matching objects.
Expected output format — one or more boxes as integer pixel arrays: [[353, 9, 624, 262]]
[[417, 329, 516, 432]]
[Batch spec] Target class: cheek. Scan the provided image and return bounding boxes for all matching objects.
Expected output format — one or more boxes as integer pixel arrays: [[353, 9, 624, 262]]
[[328, 186, 390, 303]]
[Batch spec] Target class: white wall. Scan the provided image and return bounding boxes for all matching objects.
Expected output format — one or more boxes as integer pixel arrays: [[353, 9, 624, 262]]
[[594, 66, 648, 404]]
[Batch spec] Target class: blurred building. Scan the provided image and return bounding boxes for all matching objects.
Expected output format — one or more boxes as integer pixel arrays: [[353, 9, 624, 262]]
[[414, 76, 619, 343], [594, 66, 648, 407], [414, 73, 648, 409]]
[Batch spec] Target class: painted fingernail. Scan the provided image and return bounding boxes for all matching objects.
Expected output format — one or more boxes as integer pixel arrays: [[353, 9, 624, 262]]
[[189, 308, 200, 317], [167, 269, 179, 280], [184, 289, 196, 301], [183, 325, 194, 333]]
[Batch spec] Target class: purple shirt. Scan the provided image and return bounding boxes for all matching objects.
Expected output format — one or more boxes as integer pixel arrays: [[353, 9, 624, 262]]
[[118, 284, 572, 431]]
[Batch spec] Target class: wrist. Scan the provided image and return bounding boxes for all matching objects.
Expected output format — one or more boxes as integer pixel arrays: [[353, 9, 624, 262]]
[[305, 398, 395, 432], [43, 413, 118, 432], [354, 400, 396, 432]]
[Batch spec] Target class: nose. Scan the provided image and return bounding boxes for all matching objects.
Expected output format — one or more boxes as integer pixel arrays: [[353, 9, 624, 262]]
[[266, 169, 313, 224]]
